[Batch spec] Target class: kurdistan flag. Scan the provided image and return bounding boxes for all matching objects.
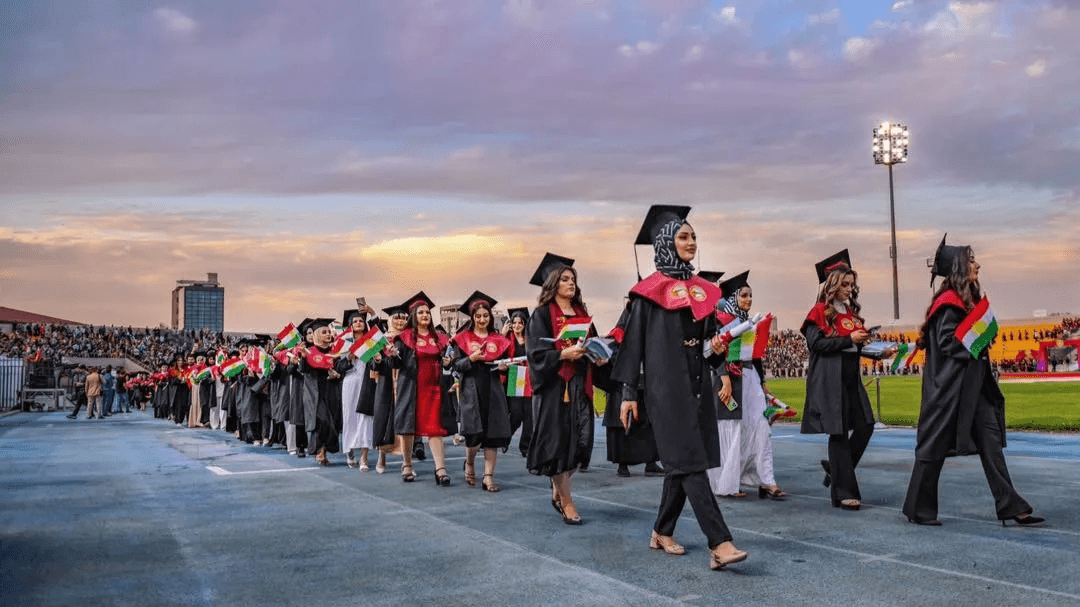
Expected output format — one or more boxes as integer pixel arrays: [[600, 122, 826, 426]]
[[329, 329, 353, 357], [506, 364, 532, 397], [557, 317, 591, 341], [193, 366, 213, 383], [956, 297, 998, 358], [275, 323, 302, 351], [220, 358, 247, 378], [727, 314, 772, 362], [891, 343, 919, 372], [350, 326, 388, 363]]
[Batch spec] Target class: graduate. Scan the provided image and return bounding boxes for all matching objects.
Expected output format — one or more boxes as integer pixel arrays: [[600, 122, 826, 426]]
[[388, 293, 455, 484], [503, 307, 533, 459], [340, 308, 375, 470], [902, 236, 1043, 527], [703, 271, 747, 498], [800, 250, 881, 511], [298, 318, 348, 466], [285, 320, 311, 457], [452, 291, 514, 491], [612, 205, 747, 570], [370, 305, 408, 473], [601, 299, 664, 478], [713, 271, 785, 500]]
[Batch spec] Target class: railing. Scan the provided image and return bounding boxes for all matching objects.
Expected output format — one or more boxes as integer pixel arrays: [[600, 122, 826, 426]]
[[0, 357, 27, 411]]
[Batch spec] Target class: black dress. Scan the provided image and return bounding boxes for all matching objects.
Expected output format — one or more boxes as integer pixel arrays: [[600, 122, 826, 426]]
[[525, 304, 596, 476], [602, 306, 660, 467], [903, 292, 1033, 521], [452, 331, 513, 450], [506, 337, 533, 457]]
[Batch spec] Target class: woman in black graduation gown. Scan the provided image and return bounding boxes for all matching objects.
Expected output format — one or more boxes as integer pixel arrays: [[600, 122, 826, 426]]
[[503, 307, 533, 459], [525, 254, 596, 524], [452, 291, 514, 492], [800, 250, 878, 511], [612, 205, 747, 570], [299, 318, 349, 466], [903, 237, 1043, 527], [602, 300, 663, 478], [370, 307, 408, 473]]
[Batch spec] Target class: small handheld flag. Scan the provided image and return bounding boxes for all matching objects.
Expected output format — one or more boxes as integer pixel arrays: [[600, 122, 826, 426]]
[[890, 343, 919, 372], [220, 358, 247, 378], [275, 323, 302, 352], [956, 297, 998, 359], [506, 364, 533, 397], [557, 317, 591, 341], [350, 326, 388, 363]]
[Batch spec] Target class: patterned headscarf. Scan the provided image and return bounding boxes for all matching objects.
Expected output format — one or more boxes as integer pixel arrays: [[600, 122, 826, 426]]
[[653, 219, 695, 280], [719, 290, 750, 322]]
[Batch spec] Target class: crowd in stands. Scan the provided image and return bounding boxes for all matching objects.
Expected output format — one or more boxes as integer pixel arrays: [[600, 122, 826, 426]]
[[0, 323, 237, 370], [764, 330, 808, 378]]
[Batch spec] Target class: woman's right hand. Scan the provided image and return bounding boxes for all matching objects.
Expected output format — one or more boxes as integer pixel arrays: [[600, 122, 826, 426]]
[[718, 377, 732, 403], [850, 329, 870, 345], [560, 345, 586, 361], [620, 400, 638, 431], [468, 350, 484, 363]]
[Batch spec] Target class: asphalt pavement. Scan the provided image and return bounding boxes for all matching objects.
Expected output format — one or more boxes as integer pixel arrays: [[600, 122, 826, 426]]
[[2, 410, 1078, 606]]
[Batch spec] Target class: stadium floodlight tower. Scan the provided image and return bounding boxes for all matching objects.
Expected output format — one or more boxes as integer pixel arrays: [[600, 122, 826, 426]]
[[872, 120, 909, 321]]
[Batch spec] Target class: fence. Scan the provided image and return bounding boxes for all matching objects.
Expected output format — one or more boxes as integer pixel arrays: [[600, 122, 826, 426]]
[[0, 357, 26, 411]]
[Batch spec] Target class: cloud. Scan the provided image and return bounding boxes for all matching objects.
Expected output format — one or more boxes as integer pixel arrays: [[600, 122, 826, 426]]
[[892, 0, 913, 11], [808, 9, 841, 25], [1025, 58, 1047, 77], [713, 6, 737, 25], [153, 7, 197, 35], [843, 37, 879, 62]]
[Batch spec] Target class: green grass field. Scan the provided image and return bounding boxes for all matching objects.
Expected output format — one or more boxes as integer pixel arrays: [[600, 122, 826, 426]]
[[765, 376, 1080, 432]]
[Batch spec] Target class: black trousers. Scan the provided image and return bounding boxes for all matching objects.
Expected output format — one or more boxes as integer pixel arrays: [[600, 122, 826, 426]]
[[828, 418, 874, 503], [654, 471, 733, 548], [903, 403, 1032, 521]]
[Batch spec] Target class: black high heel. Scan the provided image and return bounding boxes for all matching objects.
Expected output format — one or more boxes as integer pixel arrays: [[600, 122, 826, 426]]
[[1002, 514, 1045, 527], [434, 467, 450, 487], [481, 473, 501, 493], [820, 459, 831, 488], [758, 485, 787, 500], [907, 517, 942, 526], [550, 479, 563, 514]]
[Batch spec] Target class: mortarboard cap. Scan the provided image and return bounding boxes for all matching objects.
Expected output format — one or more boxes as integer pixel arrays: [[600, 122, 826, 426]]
[[930, 233, 969, 279], [634, 205, 691, 246], [434, 324, 447, 334], [382, 304, 407, 317], [529, 252, 575, 287], [459, 290, 498, 316], [236, 337, 264, 347], [308, 318, 334, 331], [697, 270, 725, 284], [343, 309, 365, 325], [507, 307, 529, 320], [815, 249, 852, 284], [717, 271, 750, 299], [401, 291, 436, 313], [297, 318, 316, 335]]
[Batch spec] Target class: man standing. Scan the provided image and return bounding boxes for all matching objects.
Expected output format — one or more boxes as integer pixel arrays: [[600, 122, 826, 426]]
[[66, 365, 88, 419], [101, 365, 115, 418], [85, 367, 103, 419]]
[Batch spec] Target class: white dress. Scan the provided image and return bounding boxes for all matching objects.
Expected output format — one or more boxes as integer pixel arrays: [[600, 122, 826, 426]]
[[341, 357, 373, 450], [738, 365, 776, 487]]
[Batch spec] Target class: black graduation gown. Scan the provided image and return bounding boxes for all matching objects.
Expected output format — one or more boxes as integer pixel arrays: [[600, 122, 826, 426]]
[[506, 338, 533, 455], [198, 379, 215, 425], [525, 305, 595, 476], [799, 324, 874, 436], [370, 356, 397, 448], [269, 363, 290, 424], [601, 307, 660, 466], [286, 362, 304, 427], [452, 342, 512, 450], [168, 376, 187, 422], [355, 364, 378, 416], [299, 350, 347, 454], [391, 335, 455, 436], [222, 379, 238, 433], [611, 299, 723, 475], [914, 304, 1007, 461]]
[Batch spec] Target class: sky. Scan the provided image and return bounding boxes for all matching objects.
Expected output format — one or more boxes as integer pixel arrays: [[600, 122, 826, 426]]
[[2, 0, 1078, 333]]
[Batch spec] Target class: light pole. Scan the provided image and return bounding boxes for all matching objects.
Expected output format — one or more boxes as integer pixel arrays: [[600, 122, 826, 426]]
[[872, 121, 908, 320]]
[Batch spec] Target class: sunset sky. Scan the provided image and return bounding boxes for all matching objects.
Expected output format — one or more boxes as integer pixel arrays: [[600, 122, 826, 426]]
[[3, 0, 1078, 333]]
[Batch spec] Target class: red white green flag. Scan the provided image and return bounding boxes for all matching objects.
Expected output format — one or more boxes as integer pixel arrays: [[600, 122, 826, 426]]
[[215, 349, 227, 366], [329, 329, 354, 357], [275, 323, 302, 352], [956, 297, 998, 358], [890, 343, 919, 372], [557, 317, 591, 341], [506, 364, 533, 397], [220, 358, 247, 378], [727, 314, 772, 362], [349, 326, 387, 363], [193, 366, 213, 383]]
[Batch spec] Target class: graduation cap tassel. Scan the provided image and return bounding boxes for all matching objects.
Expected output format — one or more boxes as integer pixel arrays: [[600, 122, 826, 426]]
[[634, 245, 642, 282]]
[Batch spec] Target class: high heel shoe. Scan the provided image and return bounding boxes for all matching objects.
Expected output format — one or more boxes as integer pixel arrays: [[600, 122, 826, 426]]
[[481, 473, 501, 493], [550, 479, 563, 514], [464, 460, 476, 486], [907, 517, 942, 526], [434, 467, 450, 487], [820, 459, 831, 488], [400, 465, 416, 482], [560, 501, 582, 525], [649, 531, 685, 556], [709, 542, 747, 570], [1002, 513, 1045, 527], [758, 485, 787, 500]]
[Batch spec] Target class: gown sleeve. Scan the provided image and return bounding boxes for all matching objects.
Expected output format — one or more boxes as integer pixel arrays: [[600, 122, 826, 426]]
[[935, 307, 978, 361], [804, 324, 854, 354], [610, 297, 647, 390], [525, 306, 562, 390]]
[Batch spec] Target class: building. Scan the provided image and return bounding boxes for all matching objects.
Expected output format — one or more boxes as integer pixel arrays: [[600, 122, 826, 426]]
[[171, 273, 224, 332]]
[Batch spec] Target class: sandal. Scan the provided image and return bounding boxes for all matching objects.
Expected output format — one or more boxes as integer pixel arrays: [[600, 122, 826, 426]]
[[560, 501, 582, 525], [401, 465, 416, 482], [481, 473, 501, 493], [550, 479, 563, 514], [434, 467, 451, 487], [758, 485, 787, 500], [464, 460, 476, 487]]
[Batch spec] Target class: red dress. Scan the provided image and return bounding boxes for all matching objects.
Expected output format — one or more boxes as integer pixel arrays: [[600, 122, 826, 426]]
[[402, 330, 450, 437]]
